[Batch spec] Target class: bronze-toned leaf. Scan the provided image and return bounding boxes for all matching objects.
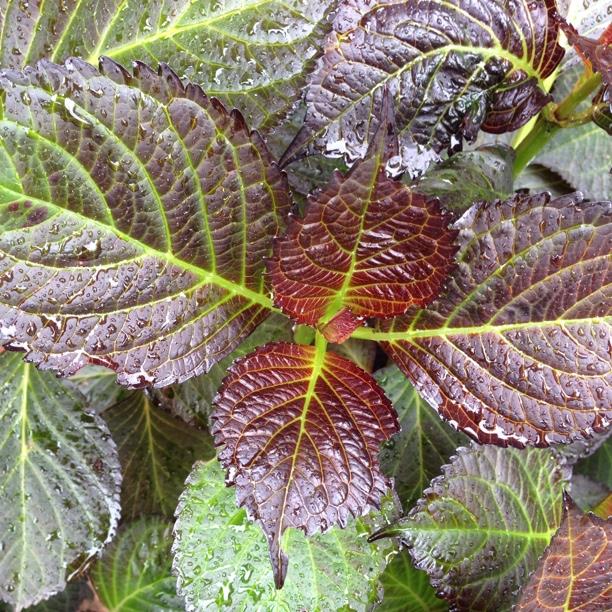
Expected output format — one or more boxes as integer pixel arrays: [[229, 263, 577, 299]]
[[211, 338, 399, 588], [269, 117, 457, 342], [517, 497, 611, 611]]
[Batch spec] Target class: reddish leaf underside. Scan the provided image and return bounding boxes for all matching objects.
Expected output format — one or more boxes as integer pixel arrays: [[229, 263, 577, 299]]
[[269, 123, 457, 342], [381, 192, 612, 447], [211, 341, 399, 587], [517, 497, 611, 610]]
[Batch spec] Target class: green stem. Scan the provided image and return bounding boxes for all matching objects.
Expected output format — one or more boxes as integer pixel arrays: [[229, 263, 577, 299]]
[[512, 71, 602, 178]]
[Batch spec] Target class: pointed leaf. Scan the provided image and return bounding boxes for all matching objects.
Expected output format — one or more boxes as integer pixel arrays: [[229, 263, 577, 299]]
[[211, 339, 399, 587], [270, 128, 457, 342], [0, 59, 290, 387], [377, 192, 612, 447], [173, 459, 392, 611], [375, 365, 469, 510], [517, 498, 611, 611], [92, 518, 181, 610], [101, 390, 214, 520], [376, 550, 448, 612], [415, 146, 514, 214], [0, 352, 121, 609], [282, 0, 564, 169], [376, 445, 566, 610], [0, 0, 333, 131]]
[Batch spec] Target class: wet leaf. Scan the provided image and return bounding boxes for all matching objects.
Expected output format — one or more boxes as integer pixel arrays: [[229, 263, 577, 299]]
[[516, 497, 611, 611], [173, 459, 391, 611], [211, 339, 399, 587], [375, 365, 469, 511], [374, 445, 566, 610], [415, 146, 514, 215], [24, 579, 99, 612], [151, 313, 293, 426], [101, 390, 214, 520], [0, 0, 333, 131], [378, 192, 612, 447], [0, 58, 290, 387], [282, 0, 564, 171], [375, 550, 448, 612], [92, 518, 181, 610], [0, 351, 121, 610], [270, 121, 457, 342], [530, 64, 611, 199]]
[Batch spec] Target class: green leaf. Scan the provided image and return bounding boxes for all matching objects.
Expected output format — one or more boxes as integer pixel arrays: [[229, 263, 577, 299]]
[[0, 59, 290, 387], [101, 390, 214, 520], [516, 497, 611, 611], [173, 459, 392, 611], [92, 518, 181, 611], [0, 0, 333, 131], [0, 351, 121, 610], [24, 580, 95, 612], [414, 146, 514, 214], [282, 0, 564, 171], [68, 366, 131, 413], [375, 550, 448, 612], [151, 313, 293, 425], [375, 365, 469, 511], [368, 192, 611, 447], [574, 434, 612, 489], [514, 163, 574, 197], [375, 445, 566, 610], [212, 337, 399, 587], [329, 338, 377, 373], [530, 64, 611, 199]]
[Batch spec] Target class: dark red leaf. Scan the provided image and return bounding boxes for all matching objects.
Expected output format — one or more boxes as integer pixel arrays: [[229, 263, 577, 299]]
[[212, 340, 399, 587], [269, 119, 457, 342]]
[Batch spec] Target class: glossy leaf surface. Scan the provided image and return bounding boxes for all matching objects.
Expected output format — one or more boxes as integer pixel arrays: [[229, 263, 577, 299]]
[[376, 550, 448, 612], [516, 498, 611, 611], [0, 59, 289, 387], [101, 390, 214, 520], [270, 127, 457, 342], [282, 0, 564, 168], [375, 365, 469, 510], [212, 340, 399, 587], [0, 352, 121, 609], [376, 445, 566, 610], [173, 459, 391, 611], [92, 518, 181, 611], [379, 192, 612, 447], [0, 0, 332, 130]]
